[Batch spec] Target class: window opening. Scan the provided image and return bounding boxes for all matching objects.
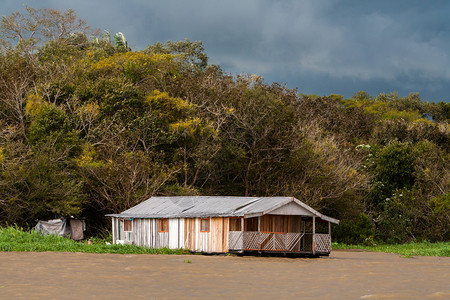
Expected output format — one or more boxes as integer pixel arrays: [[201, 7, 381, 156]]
[[244, 217, 258, 231], [200, 218, 210, 232], [158, 219, 168, 232], [229, 217, 242, 231], [123, 219, 132, 232]]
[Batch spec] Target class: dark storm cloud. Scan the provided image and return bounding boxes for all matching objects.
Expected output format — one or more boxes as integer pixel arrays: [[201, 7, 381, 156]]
[[2, 0, 450, 101]]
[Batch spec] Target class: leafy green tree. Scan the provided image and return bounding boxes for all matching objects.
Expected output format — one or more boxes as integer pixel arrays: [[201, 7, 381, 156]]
[[0, 6, 448, 242], [145, 39, 208, 71], [0, 138, 83, 226], [369, 142, 415, 207], [333, 213, 375, 244], [113, 32, 129, 52], [25, 94, 80, 155], [76, 148, 178, 213]]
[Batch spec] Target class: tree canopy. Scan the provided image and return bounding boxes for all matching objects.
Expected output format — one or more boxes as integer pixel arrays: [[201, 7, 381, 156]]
[[0, 7, 448, 243]]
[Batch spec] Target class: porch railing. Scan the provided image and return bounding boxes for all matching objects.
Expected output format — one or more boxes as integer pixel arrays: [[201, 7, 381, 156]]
[[313, 233, 331, 253], [229, 231, 243, 250], [229, 231, 330, 253]]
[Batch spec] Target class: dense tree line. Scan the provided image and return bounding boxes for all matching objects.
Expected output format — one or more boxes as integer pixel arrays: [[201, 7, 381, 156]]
[[0, 8, 448, 242]]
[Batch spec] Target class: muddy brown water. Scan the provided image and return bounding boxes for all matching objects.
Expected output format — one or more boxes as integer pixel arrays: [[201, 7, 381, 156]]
[[0, 250, 449, 299]]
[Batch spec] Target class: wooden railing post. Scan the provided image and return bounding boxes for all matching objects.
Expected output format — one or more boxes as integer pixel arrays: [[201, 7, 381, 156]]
[[258, 216, 261, 249], [312, 216, 316, 255], [241, 217, 244, 251]]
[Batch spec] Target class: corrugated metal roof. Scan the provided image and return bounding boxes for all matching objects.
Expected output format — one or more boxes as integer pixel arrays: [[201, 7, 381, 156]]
[[106, 196, 339, 224]]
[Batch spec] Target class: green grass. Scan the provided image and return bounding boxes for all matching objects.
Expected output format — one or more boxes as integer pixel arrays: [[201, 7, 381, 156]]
[[332, 241, 450, 257], [0, 226, 189, 255], [2, 226, 448, 257]]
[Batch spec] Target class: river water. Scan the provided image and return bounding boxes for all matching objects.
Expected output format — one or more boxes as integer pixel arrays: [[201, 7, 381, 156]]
[[0, 250, 449, 299]]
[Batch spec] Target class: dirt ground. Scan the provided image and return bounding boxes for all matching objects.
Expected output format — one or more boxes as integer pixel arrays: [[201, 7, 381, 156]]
[[0, 250, 449, 299]]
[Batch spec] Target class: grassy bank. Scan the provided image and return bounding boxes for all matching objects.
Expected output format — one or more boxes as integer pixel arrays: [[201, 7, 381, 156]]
[[332, 241, 450, 257], [2, 226, 448, 257], [0, 226, 189, 255]]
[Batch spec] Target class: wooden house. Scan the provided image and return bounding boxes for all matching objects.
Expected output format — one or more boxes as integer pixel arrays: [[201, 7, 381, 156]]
[[106, 196, 339, 255]]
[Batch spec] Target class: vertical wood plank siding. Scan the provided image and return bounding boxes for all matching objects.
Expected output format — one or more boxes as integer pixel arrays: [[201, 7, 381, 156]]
[[210, 217, 229, 252], [210, 218, 220, 252], [195, 218, 200, 251], [222, 217, 230, 252], [178, 218, 185, 249], [184, 218, 196, 250], [111, 217, 116, 243], [112, 217, 230, 253], [168, 219, 180, 249], [165, 219, 187, 248]]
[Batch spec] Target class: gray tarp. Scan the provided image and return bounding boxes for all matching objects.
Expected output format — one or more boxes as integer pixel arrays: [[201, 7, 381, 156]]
[[35, 218, 86, 240], [35, 219, 70, 237]]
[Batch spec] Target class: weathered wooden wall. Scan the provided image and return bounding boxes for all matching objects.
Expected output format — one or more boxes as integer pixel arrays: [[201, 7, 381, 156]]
[[112, 217, 229, 253], [112, 217, 185, 249], [184, 218, 196, 250], [211, 217, 229, 252], [111, 215, 330, 254], [184, 217, 229, 253]]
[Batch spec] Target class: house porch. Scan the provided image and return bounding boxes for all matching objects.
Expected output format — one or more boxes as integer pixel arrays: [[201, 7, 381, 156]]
[[228, 215, 332, 255]]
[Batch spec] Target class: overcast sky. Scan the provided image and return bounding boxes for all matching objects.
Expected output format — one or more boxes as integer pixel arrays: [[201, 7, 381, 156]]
[[3, 0, 450, 102]]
